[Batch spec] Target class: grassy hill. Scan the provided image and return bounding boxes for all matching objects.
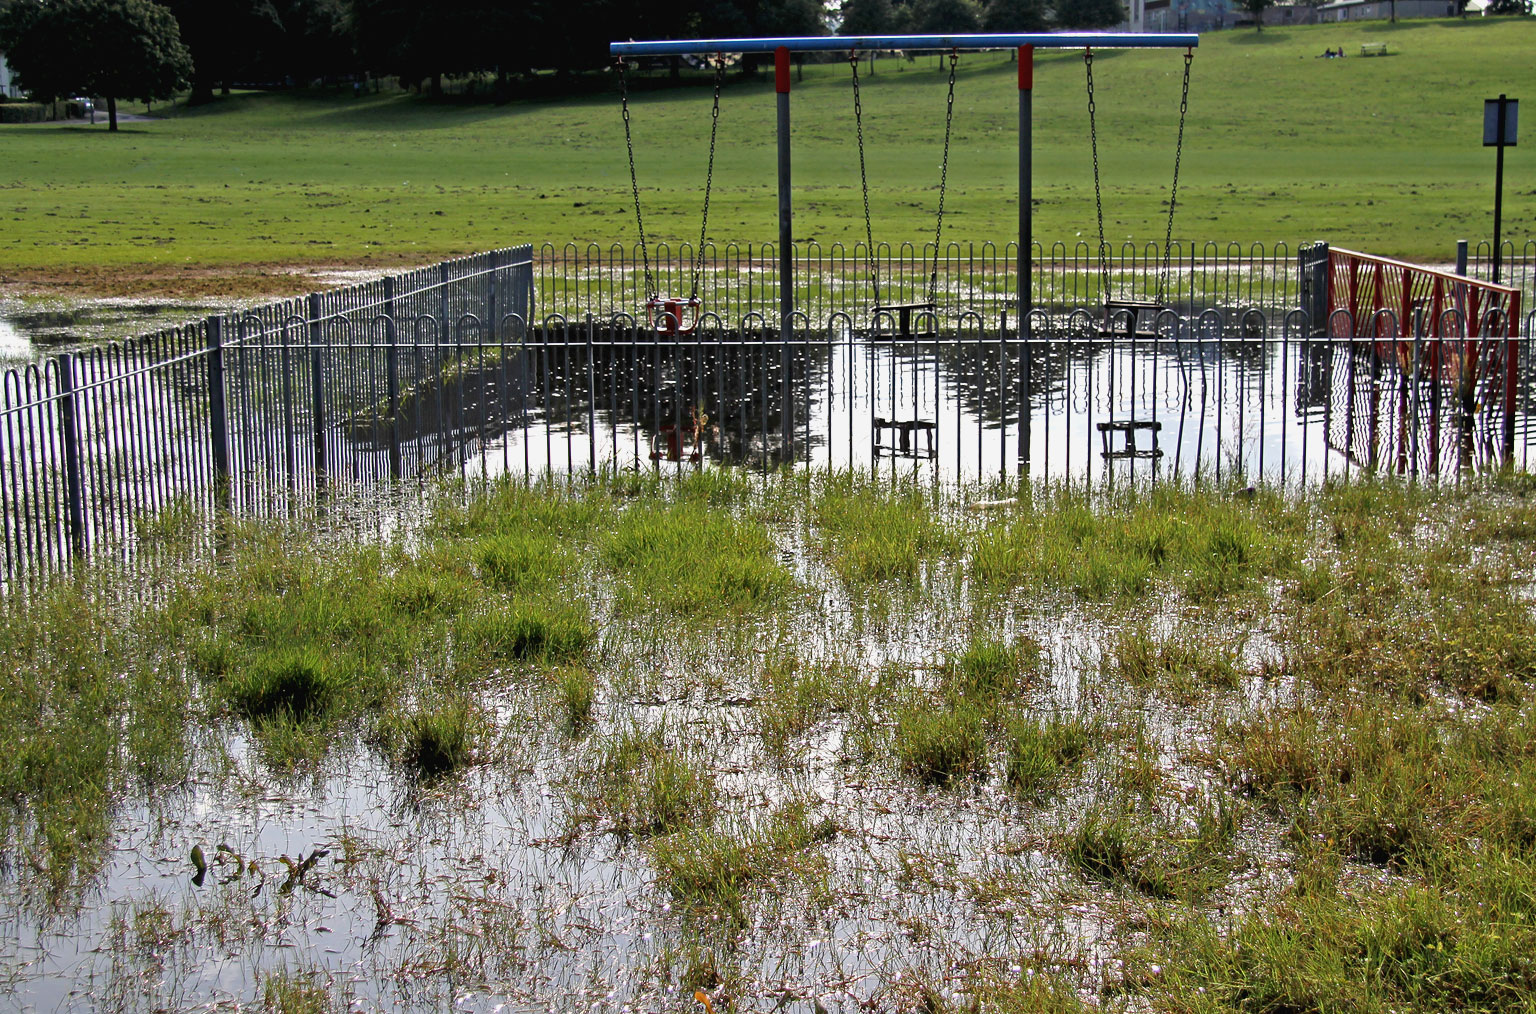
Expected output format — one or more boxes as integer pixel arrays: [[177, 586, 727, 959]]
[[0, 17, 1532, 292]]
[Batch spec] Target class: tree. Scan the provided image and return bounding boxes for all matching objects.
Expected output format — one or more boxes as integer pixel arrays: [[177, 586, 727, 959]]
[[903, 0, 983, 32], [0, 0, 192, 128], [1051, 0, 1123, 27], [839, 0, 899, 33], [1230, 0, 1274, 29], [160, 0, 280, 103], [983, 0, 1049, 32], [0, 0, 77, 102]]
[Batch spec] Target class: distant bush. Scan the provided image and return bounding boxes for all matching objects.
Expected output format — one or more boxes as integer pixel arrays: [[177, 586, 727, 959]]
[[0, 103, 48, 123]]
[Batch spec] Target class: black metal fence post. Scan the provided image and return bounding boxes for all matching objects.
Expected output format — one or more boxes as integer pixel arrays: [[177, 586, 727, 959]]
[[487, 249, 499, 344], [55, 353, 85, 558], [384, 276, 401, 480], [307, 293, 327, 492], [205, 316, 231, 509], [1299, 242, 1329, 339], [586, 313, 597, 473]]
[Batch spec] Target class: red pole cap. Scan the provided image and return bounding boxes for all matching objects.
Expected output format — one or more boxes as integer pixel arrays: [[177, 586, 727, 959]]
[[775, 46, 791, 93], [1019, 44, 1033, 90]]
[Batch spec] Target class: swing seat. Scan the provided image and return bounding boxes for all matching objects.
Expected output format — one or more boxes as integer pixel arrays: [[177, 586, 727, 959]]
[[647, 296, 702, 335], [871, 302, 938, 339], [1100, 299, 1166, 340]]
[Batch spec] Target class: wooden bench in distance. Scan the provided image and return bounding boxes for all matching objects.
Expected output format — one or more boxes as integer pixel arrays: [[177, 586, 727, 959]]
[[1360, 42, 1388, 56]]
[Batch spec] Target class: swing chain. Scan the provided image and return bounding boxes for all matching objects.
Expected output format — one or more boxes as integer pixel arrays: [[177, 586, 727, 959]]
[[850, 49, 880, 307], [617, 57, 656, 302], [1157, 48, 1193, 307], [1084, 46, 1110, 304], [692, 55, 725, 302], [927, 49, 958, 306]]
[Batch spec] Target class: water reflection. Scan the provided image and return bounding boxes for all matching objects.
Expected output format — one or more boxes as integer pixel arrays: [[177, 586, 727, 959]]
[[384, 327, 1528, 486]]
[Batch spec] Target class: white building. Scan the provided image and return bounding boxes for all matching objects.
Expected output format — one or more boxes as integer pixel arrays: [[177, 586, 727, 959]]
[[0, 53, 19, 98], [1315, 0, 1460, 19]]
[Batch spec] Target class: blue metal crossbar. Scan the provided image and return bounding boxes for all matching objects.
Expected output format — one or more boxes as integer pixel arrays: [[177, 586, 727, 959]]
[[610, 33, 1198, 56]]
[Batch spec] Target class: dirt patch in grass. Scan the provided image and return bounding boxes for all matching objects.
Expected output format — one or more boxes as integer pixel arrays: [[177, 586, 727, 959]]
[[0, 258, 424, 301]]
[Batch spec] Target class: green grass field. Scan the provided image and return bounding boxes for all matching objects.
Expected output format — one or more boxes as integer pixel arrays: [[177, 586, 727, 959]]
[[1, 17, 1532, 293]]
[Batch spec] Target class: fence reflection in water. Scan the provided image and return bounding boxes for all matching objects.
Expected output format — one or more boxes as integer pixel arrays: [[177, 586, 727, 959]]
[[2, 295, 1533, 583], [488, 310, 1533, 488]]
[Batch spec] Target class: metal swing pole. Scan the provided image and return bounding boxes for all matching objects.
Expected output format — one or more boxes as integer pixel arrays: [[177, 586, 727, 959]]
[[1019, 43, 1033, 471], [1019, 44, 1033, 324], [776, 46, 794, 461]]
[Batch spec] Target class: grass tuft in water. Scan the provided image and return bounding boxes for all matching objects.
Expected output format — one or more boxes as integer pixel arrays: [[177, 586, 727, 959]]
[[648, 799, 834, 919], [894, 699, 988, 786], [552, 666, 597, 734], [378, 699, 481, 778], [588, 727, 717, 838], [223, 648, 350, 722], [463, 600, 593, 664], [943, 634, 1047, 703], [1005, 715, 1099, 799]]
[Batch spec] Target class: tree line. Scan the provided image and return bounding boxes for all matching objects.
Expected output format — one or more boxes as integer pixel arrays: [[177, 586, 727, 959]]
[[0, 0, 1127, 130]]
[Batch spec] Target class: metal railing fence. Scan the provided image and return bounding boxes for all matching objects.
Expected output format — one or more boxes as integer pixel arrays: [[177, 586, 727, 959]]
[[480, 307, 1535, 487], [1469, 239, 1536, 309], [0, 246, 533, 582], [4, 241, 1535, 584], [536, 240, 1303, 328]]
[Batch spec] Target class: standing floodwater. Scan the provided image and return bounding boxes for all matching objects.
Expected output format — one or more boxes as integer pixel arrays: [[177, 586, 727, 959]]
[[467, 321, 1527, 487]]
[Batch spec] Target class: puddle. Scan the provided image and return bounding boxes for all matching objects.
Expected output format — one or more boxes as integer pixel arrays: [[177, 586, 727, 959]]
[[0, 508, 1258, 1011], [0, 297, 217, 364]]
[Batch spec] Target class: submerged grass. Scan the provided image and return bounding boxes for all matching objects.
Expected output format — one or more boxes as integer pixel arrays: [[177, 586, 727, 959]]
[[8, 470, 1536, 1008], [969, 482, 1302, 603]]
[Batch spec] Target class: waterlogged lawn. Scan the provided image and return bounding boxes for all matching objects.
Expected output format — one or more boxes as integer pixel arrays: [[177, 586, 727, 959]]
[[4, 470, 1536, 1010]]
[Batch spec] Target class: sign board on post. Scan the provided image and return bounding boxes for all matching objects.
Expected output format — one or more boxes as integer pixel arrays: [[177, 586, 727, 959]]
[[1485, 95, 1518, 284], [1484, 96, 1518, 146]]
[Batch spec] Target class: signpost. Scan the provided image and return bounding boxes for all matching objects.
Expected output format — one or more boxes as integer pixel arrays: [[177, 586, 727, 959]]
[[1484, 94, 1518, 284]]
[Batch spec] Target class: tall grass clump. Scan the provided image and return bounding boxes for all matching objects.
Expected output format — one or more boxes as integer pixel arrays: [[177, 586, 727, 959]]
[[1101, 623, 1243, 701], [0, 579, 179, 896], [1006, 715, 1098, 799], [969, 482, 1301, 602], [476, 529, 569, 593], [601, 499, 792, 617], [377, 699, 482, 778], [553, 666, 597, 733], [894, 699, 988, 786], [941, 634, 1047, 703], [222, 648, 352, 723], [1063, 801, 1228, 902], [806, 470, 957, 587], [462, 600, 594, 664], [647, 800, 834, 919]]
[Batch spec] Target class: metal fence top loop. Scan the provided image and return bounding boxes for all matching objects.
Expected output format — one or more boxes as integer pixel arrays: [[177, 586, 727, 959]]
[[500, 313, 529, 339], [1436, 307, 1468, 338], [1282, 308, 1312, 340], [413, 315, 441, 342]]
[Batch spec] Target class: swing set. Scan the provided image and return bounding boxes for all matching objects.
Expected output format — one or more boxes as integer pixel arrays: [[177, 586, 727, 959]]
[[612, 32, 1200, 339]]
